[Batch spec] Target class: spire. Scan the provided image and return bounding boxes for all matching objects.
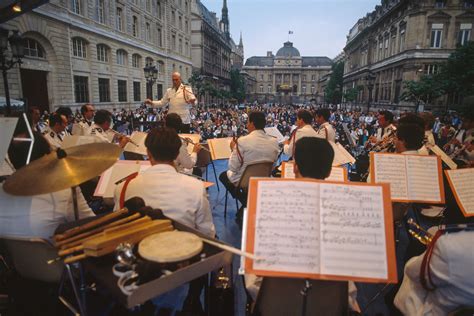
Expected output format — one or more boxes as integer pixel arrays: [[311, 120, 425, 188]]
[[221, 0, 229, 39], [238, 31, 243, 47]]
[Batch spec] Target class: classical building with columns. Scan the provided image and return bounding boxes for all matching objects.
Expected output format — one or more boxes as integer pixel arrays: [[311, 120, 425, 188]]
[[242, 41, 332, 104], [343, 0, 473, 111], [0, 0, 194, 113]]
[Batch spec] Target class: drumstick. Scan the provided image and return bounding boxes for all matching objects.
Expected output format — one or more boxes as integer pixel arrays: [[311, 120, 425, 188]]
[[56, 212, 140, 248], [200, 238, 258, 261], [54, 208, 128, 242]]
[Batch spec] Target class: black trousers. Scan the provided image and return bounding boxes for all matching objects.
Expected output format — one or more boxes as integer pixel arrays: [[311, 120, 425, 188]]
[[181, 123, 191, 133], [219, 171, 247, 206]]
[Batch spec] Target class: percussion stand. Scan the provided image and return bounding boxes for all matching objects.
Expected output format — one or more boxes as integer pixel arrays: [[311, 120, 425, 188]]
[[300, 279, 312, 316], [71, 186, 80, 221]]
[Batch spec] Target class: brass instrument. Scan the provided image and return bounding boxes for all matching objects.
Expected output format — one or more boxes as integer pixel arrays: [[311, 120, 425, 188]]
[[366, 128, 397, 153], [407, 218, 433, 245]]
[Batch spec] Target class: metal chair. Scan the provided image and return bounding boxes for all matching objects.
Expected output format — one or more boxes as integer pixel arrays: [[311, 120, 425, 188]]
[[196, 143, 220, 191], [224, 161, 274, 218]]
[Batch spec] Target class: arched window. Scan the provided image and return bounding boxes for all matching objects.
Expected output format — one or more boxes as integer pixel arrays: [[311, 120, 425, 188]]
[[157, 60, 165, 74], [72, 37, 87, 58], [116, 49, 128, 65], [145, 57, 154, 67], [23, 38, 46, 59], [132, 53, 142, 68], [96, 44, 109, 62]]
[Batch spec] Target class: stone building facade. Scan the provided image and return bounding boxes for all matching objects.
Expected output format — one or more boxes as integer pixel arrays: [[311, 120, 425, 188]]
[[243, 41, 332, 104], [0, 0, 194, 113], [343, 0, 473, 111]]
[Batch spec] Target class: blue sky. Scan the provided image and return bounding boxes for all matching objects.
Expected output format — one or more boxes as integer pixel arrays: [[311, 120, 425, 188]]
[[201, 0, 381, 60]]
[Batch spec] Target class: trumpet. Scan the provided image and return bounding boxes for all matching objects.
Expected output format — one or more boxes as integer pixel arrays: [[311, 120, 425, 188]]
[[366, 129, 397, 153], [109, 129, 139, 147], [407, 218, 433, 245]]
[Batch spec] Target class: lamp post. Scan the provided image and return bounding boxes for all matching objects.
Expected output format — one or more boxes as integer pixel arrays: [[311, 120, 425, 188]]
[[0, 27, 24, 116], [143, 65, 158, 100], [366, 72, 376, 113]]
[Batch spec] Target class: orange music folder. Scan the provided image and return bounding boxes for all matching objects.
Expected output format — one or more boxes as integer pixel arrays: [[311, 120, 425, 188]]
[[445, 169, 474, 217], [244, 178, 397, 284], [207, 137, 232, 160], [370, 152, 445, 204]]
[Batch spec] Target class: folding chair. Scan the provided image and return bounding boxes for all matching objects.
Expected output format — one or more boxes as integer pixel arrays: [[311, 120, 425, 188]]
[[196, 143, 220, 191]]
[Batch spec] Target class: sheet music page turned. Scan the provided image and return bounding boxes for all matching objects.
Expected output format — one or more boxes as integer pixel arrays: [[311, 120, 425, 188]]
[[252, 180, 321, 275], [331, 142, 356, 166], [430, 145, 458, 170], [373, 154, 408, 200], [445, 169, 474, 217], [264, 127, 285, 143], [124, 131, 148, 156], [245, 178, 397, 283], [319, 184, 388, 279], [207, 138, 232, 160]]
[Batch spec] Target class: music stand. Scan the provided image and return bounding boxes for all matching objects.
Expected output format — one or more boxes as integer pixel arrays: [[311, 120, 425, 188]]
[[253, 277, 348, 316]]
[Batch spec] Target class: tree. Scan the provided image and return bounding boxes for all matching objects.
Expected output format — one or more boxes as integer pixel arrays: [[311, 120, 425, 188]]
[[230, 68, 246, 103], [188, 72, 204, 97], [324, 61, 344, 104], [344, 87, 360, 103], [400, 75, 445, 110]]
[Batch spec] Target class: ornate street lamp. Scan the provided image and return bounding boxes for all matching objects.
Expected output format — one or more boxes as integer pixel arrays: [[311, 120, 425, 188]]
[[143, 65, 158, 100], [366, 72, 376, 113], [0, 27, 24, 116]]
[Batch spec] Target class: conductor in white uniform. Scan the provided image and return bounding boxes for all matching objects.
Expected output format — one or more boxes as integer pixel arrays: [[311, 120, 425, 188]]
[[145, 72, 196, 133]]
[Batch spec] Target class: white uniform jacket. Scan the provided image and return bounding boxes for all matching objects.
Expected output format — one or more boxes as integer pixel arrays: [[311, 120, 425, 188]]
[[315, 122, 336, 143], [283, 124, 319, 157], [151, 84, 196, 124], [113, 164, 215, 237], [0, 185, 94, 240], [394, 231, 474, 316], [175, 139, 197, 174], [89, 124, 114, 143], [227, 130, 280, 184], [42, 128, 63, 150], [72, 117, 93, 136], [376, 123, 397, 142]]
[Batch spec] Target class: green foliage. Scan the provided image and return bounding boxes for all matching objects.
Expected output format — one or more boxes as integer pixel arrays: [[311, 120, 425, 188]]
[[344, 87, 359, 102], [400, 75, 445, 105], [230, 69, 246, 102], [324, 61, 344, 104]]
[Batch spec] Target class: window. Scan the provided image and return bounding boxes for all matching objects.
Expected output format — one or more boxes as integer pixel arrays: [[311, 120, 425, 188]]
[[116, 7, 123, 31], [146, 22, 151, 41], [146, 0, 151, 12], [98, 78, 110, 102], [98, 0, 105, 23], [179, 38, 183, 54], [267, 85, 272, 93], [172, 11, 176, 26], [458, 23, 472, 46], [185, 20, 188, 33], [171, 34, 176, 51], [464, 0, 474, 8], [157, 27, 162, 46], [426, 64, 439, 75], [399, 28, 406, 52], [74, 76, 89, 103], [157, 60, 165, 74], [302, 85, 306, 94], [259, 85, 264, 93], [145, 57, 154, 67], [268, 74, 272, 81], [311, 86, 315, 94], [72, 37, 87, 58], [431, 24, 443, 48], [157, 0, 162, 18], [71, 0, 81, 14], [133, 82, 141, 101], [97, 44, 108, 62], [311, 75, 316, 81], [132, 54, 141, 68], [132, 16, 139, 37], [434, 0, 446, 8], [185, 41, 189, 55], [23, 38, 45, 58], [302, 75, 306, 81], [118, 80, 127, 102], [179, 16, 182, 30], [116, 49, 127, 65]]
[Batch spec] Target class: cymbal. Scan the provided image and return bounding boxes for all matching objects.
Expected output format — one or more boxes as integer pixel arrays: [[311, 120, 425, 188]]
[[3, 143, 122, 196]]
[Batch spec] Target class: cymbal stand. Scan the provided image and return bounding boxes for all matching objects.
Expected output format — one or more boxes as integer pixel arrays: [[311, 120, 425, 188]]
[[71, 186, 80, 221]]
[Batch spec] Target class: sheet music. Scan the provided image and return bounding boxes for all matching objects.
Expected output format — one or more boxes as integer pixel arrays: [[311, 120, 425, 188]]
[[281, 161, 296, 179], [124, 131, 148, 156], [319, 184, 388, 279], [62, 135, 101, 148], [446, 169, 474, 216], [282, 161, 345, 182], [179, 133, 201, 154], [430, 145, 457, 170], [326, 167, 346, 182], [207, 138, 232, 160], [264, 127, 285, 143], [373, 154, 408, 200], [406, 155, 441, 202], [0, 117, 18, 161], [253, 181, 321, 274], [332, 142, 356, 166]]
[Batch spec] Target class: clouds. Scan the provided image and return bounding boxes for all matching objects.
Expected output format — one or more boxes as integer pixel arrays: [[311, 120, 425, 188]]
[[201, 0, 379, 59]]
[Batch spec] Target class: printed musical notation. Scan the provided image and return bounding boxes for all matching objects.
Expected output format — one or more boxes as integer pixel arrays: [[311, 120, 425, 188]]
[[446, 169, 474, 217], [371, 153, 444, 204], [248, 179, 393, 282], [281, 161, 346, 182]]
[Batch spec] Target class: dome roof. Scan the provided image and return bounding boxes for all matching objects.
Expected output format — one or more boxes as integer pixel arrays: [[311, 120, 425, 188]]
[[276, 41, 300, 57]]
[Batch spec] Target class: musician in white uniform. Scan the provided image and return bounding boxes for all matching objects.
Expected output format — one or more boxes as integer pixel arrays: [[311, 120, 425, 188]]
[[145, 72, 196, 133], [114, 127, 215, 237], [314, 108, 336, 143], [42, 112, 68, 150], [0, 131, 94, 240], [373, 110, 397, 143], [72, 103, 95, 136], [89, 109, 129, 148], [283, 109, 318, 158]]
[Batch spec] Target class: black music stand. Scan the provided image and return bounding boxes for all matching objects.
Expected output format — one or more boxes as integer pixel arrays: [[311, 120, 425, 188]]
[[253, 277, 348, 316]]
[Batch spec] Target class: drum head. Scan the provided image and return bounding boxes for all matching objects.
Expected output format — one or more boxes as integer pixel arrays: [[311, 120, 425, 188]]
[[139, 231, 203, 263]]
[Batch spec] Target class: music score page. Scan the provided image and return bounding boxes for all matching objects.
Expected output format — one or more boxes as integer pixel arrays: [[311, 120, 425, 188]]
[[445, 168, 474, 217]]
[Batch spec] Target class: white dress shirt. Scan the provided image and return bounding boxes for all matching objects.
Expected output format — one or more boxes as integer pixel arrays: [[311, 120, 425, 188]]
[[150, 84, 196, 124], [0, 185, 94, 240], [227, 130, 280, 184], [395, 231, 474, 316], [283, 124, 319, 157], [175, 139, 197, 174], [113, 164, 215, 237], [315, 122, 336, 143]]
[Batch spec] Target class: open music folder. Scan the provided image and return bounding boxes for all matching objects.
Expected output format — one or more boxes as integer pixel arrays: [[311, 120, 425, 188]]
[[370, 152, 445, 204], [264, 127, 287, 143], [123, 132, 148, 156], [244, 178, 397, 283], [331, 142, 356, 166], [207, 137, 232, 160], [445, 168, 474, 217], [281, 161, 347, 182]]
